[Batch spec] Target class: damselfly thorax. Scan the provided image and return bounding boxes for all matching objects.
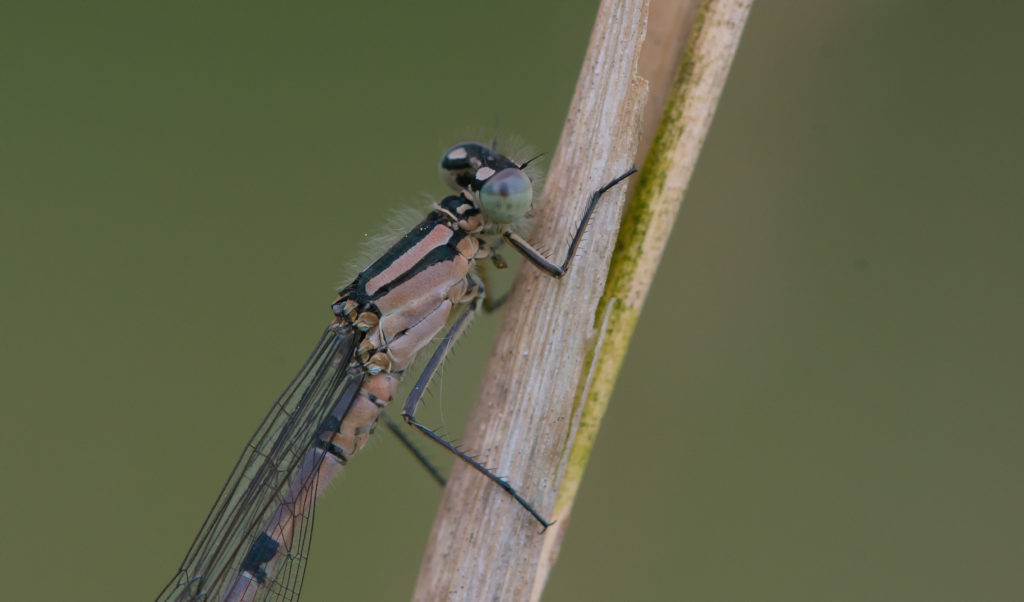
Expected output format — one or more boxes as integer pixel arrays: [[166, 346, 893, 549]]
[[157, 141, 635, 602]]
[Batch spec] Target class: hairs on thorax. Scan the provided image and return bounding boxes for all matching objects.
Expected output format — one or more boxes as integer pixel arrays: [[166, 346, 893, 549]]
[[336, 202, 432, 287]]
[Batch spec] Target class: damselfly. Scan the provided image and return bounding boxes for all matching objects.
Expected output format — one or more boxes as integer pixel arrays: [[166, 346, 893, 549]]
[[156, 141, 635, 601]]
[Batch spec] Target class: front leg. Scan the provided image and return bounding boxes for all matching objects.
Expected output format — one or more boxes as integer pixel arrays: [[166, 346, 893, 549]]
[[504, 167, 636, 277]]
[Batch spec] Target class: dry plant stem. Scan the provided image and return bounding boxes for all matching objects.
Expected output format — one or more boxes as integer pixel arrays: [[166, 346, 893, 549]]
[[411, 1, 648, 601], [414, 0, 752, 599], [532, 1, 754, 600], [636, 0, 702, 168]]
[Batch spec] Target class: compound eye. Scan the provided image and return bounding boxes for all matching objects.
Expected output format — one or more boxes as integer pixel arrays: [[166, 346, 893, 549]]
[[479, 168, 532, 224]]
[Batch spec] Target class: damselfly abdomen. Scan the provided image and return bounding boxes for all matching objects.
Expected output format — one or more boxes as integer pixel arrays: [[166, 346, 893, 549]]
[[157, 141, 634, 602]]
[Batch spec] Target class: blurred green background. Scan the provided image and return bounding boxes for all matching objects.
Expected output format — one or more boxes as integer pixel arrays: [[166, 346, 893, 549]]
[[2, 2, 1021, 600]]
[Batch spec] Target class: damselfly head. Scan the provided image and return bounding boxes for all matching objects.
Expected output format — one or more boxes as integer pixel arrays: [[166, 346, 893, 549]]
[[440, 141, 534, 224]]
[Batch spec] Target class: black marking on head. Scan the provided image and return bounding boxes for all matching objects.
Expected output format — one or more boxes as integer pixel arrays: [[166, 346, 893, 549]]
[[442, 142, 521, 192]]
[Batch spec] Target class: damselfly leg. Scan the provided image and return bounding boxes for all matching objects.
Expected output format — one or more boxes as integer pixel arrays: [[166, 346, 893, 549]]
[[380, 412, 447, 486], [505, 166, 638, 277], [399, 167, 637, 531]]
